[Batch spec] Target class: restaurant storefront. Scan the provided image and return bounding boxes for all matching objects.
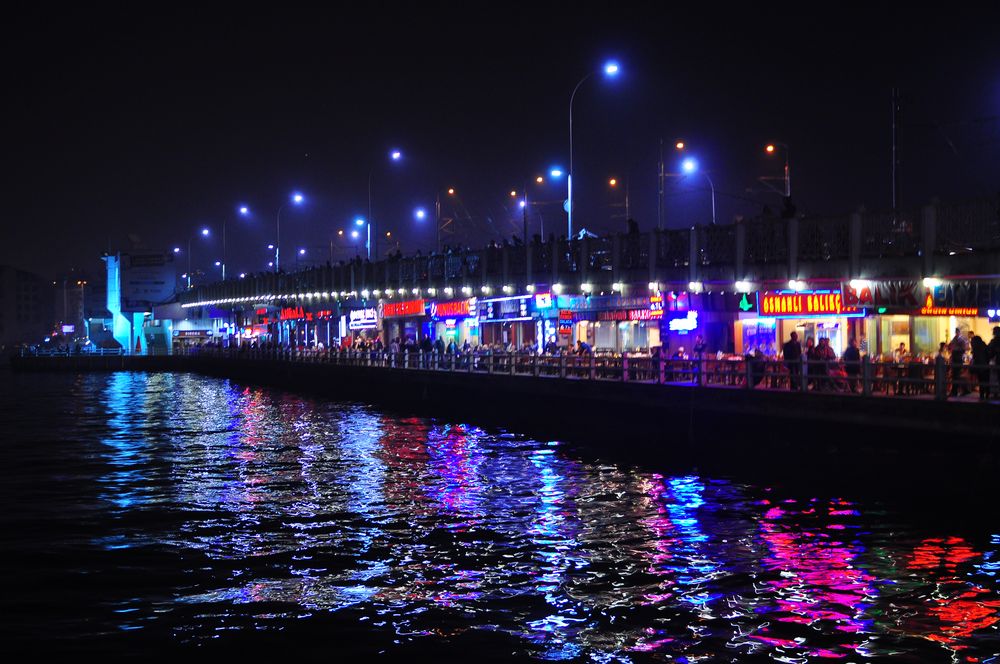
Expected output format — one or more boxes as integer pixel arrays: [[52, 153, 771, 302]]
[[380, 299, 427, 344], [842, 280, 1000, 359], [736, 290, 864, 358], [479, 295, 537, 348], [429, 298, 479, 347]]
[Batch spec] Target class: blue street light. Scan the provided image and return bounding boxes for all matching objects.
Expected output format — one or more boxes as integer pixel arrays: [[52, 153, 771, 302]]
[[187, 229, 211, 289], [568, 59, 622, 238], [276, 192, 305, 272], [201, 228, 210, 236], [550, 168, 564, 178], [679, 157, 717, 225], [298, 248, 306, 255], [173, 247, 180, 254], [355, 217, 365, 226], [414, 207, 427, 221], [222, 205, 251, 281], [351, 230, 360, 239], [390, 150, 402, 161], [239, 206, 249, 215]]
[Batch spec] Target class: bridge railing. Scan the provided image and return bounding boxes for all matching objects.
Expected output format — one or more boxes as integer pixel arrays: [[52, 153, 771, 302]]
[[170, 346, 999, 403]]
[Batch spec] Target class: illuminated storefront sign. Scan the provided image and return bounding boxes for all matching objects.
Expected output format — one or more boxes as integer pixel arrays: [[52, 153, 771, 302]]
[[348, 308, 378, 330], [430, 299, 475, 319], [558, 309, 573, 336], [759, 290, 862, 318], [918, 294, 978, 317], [535, 293, 552, 309], [597, 309, 658, 322], [382, 299, 425, 318], [649, 293, 664, 318], [480, 295, 532, 322], [841, 280, 922, 309], [667, 311, 699, 333], [280, 307, 333, 322]]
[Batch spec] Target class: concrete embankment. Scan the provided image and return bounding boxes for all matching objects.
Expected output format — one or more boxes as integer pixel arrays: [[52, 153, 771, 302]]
[[10, 354, 1000, 507]]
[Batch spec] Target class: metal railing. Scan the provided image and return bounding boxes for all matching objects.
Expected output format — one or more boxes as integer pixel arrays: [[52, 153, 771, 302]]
[[173, 347, 1000, 403]]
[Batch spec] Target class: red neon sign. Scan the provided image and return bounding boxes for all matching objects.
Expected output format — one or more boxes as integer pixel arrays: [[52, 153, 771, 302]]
[[760, 291, 857, 317], [918, 294, 978, 317], [383, 299, 425, 318]]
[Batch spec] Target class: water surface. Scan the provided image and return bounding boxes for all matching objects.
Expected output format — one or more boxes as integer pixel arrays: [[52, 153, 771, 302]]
[[2, 371, 998, 661]]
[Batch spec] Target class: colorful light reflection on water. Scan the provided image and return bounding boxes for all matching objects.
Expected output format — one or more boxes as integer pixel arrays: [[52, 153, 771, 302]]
[[2, 372, 999, 660]]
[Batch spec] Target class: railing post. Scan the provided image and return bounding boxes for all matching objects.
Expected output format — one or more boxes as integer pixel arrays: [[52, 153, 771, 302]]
[[488, 351, 495, 374], [559, 354, 567, 379], [935, 355, 946, 401], [656, 357, 664, 384], [862, 355, 872, 396], [404, 351, 410, 369], [590, 354, 597, 381], [509, 352, 516, 375], [745, 357, 753, 389], [468, 352, 474, 373], [622, 352, 629, 382], [697, 358, 705, 387], [533, 353, 539, 377], [801, 358, 808, 393]]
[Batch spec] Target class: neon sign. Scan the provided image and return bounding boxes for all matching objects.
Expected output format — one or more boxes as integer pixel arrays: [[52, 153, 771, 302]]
[[597, 309, 658, 322], [535, 293, 552, 309], [919, 294, 978, 317], [382, 299, 425, 318], [667, 311, 699, 333], [759, 290, 861, 318], [649, 293, 664, 318], [348, 308, 378, 330], [430, 299, 473, 319]]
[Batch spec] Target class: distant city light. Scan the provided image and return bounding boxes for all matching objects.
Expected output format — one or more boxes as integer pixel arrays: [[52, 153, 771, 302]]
[[390, 150, 402, 161], [201, 228, 210, 236], [239, 273, 246, 279], [608, 178, 618, 187], [298, 248, 306, 255], [447, 188, 455, 195], [239, 206, 249, 215], [536, 176, 544, 184], [509, 190, 517, 197], [675, 141, 685, 150], [765, 144, 776, 153], [173, 247, 180, 253], [214, 261, 221, 266]]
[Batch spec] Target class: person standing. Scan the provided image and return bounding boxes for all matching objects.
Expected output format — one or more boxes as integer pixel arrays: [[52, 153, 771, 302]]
[[987, 326, 1000, 401], [949, 327, 969, 397], [843, 337, 861, 393], [782, 331, 802, 390], [970, 334, 990, 401]]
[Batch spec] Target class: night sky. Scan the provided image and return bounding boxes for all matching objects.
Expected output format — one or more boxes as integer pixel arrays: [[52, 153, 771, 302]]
[[6, 6, 998, 280]]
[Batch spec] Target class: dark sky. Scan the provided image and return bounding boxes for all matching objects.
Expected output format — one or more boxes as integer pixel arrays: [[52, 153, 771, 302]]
[[5, 5, 999, 280]]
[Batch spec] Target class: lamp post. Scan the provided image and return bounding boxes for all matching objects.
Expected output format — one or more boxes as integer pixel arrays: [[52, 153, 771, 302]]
[[275, 193, 304, 272], [368, 149, 402, 261], [568, 60, 620, 239], [681, 158, 717, 225], [187, 228, 210, 289], [764, 143, 791, 197], [222, 205, 250, 281]]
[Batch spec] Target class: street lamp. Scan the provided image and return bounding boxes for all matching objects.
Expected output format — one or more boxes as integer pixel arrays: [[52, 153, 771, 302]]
[[369, 149, 403, 261], [222, 204, 250, 281], [680, 158, 717, 225], [568, 59, 621, 239], [764, 143, 791, 197], [275, 192, 304, 272], [186, 228, 210, 289]]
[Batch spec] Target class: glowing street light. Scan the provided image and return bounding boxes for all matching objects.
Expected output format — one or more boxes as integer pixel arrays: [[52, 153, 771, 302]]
[[221, 204, 250, 281], [568, 59, 622, 238], [276, 192, 305, 272], [390, 149, 402, 161], [764, 142, 791, 197], [679, 157, 717, 225], [187, 228, 211, 289], [414, 207, 426, 221]]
